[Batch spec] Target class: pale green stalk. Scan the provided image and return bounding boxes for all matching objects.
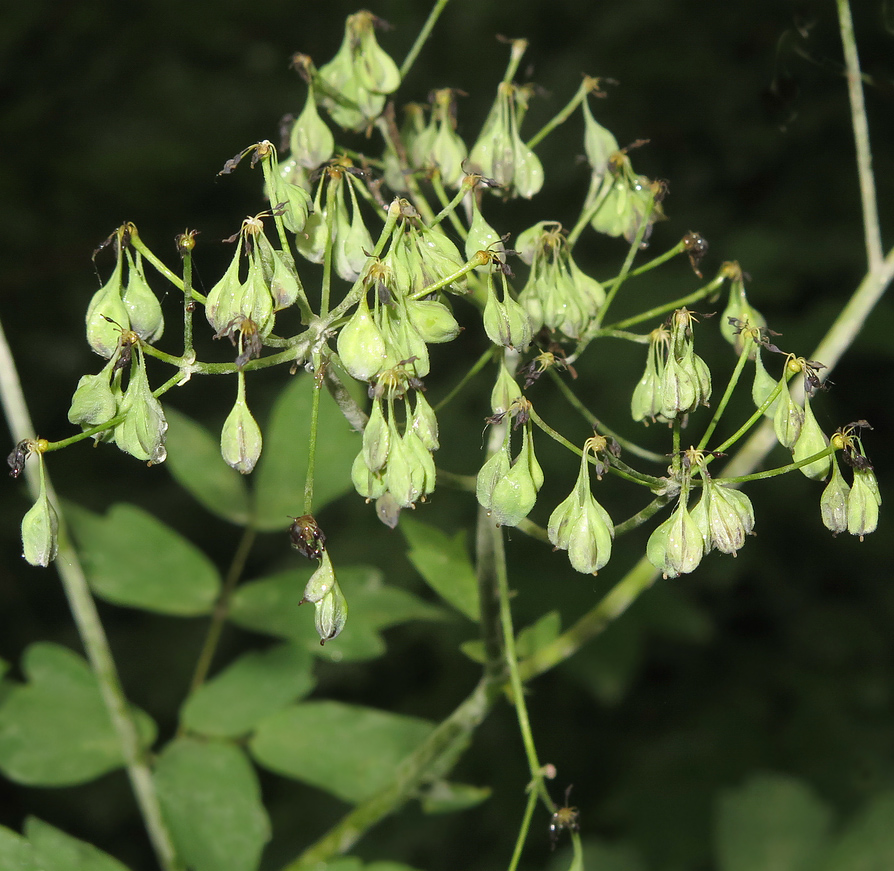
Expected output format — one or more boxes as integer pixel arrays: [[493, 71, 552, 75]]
[[0, 319, 183, 871]]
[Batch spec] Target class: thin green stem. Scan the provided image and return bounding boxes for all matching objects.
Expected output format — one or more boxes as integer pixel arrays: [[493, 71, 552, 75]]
[[493, 518, 552, 809], [566, 174, 612, 249], [303, 363, 323, 515], [592, 192, 655, 329], [399, 0, 450, 80], [429, 174, 469, 240], [528, 406, 662, 488], [602, 238, 687, 286], [600, 272, 725, 334], [836, 0, 883, 273], [720, 445, 836, 485], [697, 341, 750, 451], [507, 786, 540, 871], [410, 253, 486, 299], [612, 495, 673, 537], [433, 345, 496, 413], [129, 226, 203, 301], [525, 79, 590, 150], [0, 317, 184, 871], [183, 524, 258, 705], [546, 368, 666, 464]]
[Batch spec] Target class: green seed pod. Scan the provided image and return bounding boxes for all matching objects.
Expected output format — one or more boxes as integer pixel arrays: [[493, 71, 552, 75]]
[[792, 394, 830, 480], [567, 255, 605, 315], [522, 424, 545, 492], [314, 580, 348, 644], [302, 550, 336, 604], [338, 292, 387, 382], [476, 433, 511, 512], [333, 180, 374, 282], [220, 371, 262, 474], [123, 251, 164, 344], [351, 450, 387, 501], [269, 173, 312, 236], [512, 135, 544, 199], [566, 496, 614, 574], [582, 95, 618, 181], [243, 253, 276, 338], [383, 427, 421, 509], [631, 331, 667, 424], [413, 89, 467, 188], [483, 276, 533, 350], [491, 362, 523, 416], [548, 490, 580, 552], [403, 427, 436, 498], [647, 499, 704, 578], [820, 457, 850, 535], [414, 224, 468, 296], [692, 481, 754, 556], [113, 350, 168, 464], [21, 454, 58, 567], [411, 391, 439, 452], [751, 348, 780, 419], [86, 253, 129, 358], [290, 83, 335, 170], [660, 355, 697, 419], [589, 175, 633, 239], [352, 12, 400, 95], [317, 26, 371, 130], [847, 468, 881, 541], [465, 204, 505, 272], [295, 178, 328, 264], [468, 87, 514, 189], [773, 378, 803, 449], [205, 236, 245, 335], [268, 250, 303, 310], [487, 452, 538, 527], [68, 362, 120, 435], [720, 278, 765, 355], [404, 299, 460, 344], [362, 398, 390, 473]]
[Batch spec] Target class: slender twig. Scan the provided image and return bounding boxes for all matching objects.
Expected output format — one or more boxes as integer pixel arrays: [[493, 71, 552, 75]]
[[836, 0, 883, 273], [0, 318, 183, 871], [399, 0, 451, 81]]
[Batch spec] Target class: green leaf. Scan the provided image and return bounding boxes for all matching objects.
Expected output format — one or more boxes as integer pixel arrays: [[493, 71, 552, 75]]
[[0, 643, 155, 787], [249, 701, 434, 803], [717, 773, 832, 871], [253, 373, 358, 531], [516, 610, 561, 659], [155, 739, 270, 871], [400, 516, 480, 621], [820, 791, 894, 871], [164, 406, 251, 525], [181, 643, 315, 738], [229, 565, 445, 663], [66, 502, 221, 616], [26, 818, 131, 871], [0, 824, 37, 871], [419, 780, 492, 814]]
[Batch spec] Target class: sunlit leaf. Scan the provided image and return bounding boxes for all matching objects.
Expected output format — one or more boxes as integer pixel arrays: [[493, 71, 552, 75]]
[[0, 643, 155, 787], [25, 818, 131, 871], [0, 823, 37, 871], [66, 502, 220, 616], [155, 739, 270, 871], [820, 791, 894, 871], [400, 516, 479, 621], [164, 405, 251, 525], [717, 773, 832, 871], [229, 565, 445, 663], [181, 643, 315, 738], [253, 373, 359, 530], [249, 701, 434, 803]]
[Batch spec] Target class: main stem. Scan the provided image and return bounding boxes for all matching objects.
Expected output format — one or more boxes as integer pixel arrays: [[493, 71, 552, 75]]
[[0, 319, 183, 871]]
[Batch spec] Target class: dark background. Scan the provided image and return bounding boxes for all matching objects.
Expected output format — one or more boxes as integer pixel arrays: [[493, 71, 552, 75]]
[[1, 1, 893, 870]]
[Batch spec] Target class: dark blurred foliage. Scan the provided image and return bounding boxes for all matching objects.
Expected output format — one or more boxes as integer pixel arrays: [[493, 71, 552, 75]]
[[1, 1, 893, 870]]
